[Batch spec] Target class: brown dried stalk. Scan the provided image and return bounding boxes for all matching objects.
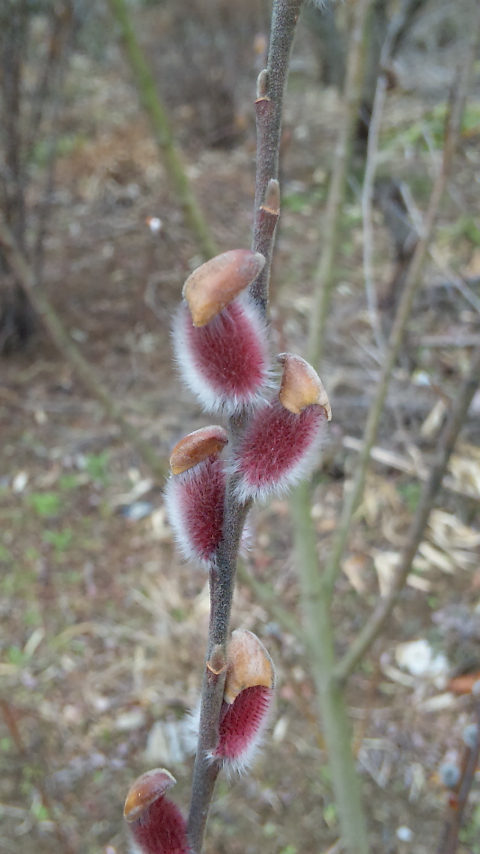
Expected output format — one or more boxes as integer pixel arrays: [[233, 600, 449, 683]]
[[324, 16, 480, 597], [107, 0, 217, 261], [438, 695, 480, 854], [0, 216, 166, 480], [335, 344, 480, 684]]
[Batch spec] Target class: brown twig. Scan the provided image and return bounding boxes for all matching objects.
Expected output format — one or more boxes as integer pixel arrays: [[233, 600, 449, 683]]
[[186, 4, 303, 851], [323, 19, 480, 597], [438, 695, 480, 854], [106, 0, 216, 261], [307, 0, 371, 369], [0, 216, 167, 480], [250, 0, 303, 316], [335, 345, 480, 684]]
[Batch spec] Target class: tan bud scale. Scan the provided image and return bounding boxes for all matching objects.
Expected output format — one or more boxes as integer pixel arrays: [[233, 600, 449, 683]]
[[124, 768, 176, 823], [170, 426, 228, 475], [183, 249, 265, 327], [224, 629, 274, 705], [277, 353, 332, 420]]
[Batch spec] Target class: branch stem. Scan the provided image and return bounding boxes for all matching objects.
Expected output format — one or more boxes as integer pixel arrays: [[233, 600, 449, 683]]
[[0, 216, 166, 480], [335, 344, 480, 684], [291, 486, 369, 854], [106, 0, 216, 261], [308, 0, 371, 369], [187, 3, 304, 849], [250, 0, 303, 315], [323, 27, 478, 596]]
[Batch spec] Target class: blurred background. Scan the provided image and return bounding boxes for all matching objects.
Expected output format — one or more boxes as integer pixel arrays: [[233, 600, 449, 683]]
[[1, 1, 480, 852]]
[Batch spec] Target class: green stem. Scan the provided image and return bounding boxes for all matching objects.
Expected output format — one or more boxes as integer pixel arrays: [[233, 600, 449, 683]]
[[291, 484, 369, 854], [107, 0, 216, 261]]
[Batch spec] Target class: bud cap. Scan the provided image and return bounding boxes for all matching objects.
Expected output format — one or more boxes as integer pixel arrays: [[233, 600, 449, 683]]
[[277, 353, 332, 419], [170, 426, 228, 475], [183, 249, 265, 327], [224, 629, 275, 704], [124, 768, 176, 824]]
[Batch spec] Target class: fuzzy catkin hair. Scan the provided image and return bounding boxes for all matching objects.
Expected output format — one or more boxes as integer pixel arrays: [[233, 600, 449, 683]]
[[164, 456, 226, 567], [129, 797, 189, 854], [172, 295, 271, 416], [214, 686, 274, 775], [234, 400, 327, 503]]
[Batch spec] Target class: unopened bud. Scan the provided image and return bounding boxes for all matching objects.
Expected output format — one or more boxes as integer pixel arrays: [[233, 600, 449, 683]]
[[439, 762, 461, 789], [124, 769, 189, 854], [462, 723, 478, 750]]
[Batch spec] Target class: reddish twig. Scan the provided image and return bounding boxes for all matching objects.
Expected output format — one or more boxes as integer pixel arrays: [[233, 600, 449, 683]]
[[438, 696, 480, 854], [250, 0, 303, 315], [186, 4, 304, 852]]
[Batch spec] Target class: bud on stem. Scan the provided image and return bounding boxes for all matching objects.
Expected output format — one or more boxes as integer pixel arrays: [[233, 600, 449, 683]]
[[173, 250, 271, 415], [164, 427, 228, 567]]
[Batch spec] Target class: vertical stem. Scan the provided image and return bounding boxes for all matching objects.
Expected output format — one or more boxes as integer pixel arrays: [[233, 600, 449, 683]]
[[308, 0, 371, 369], [323, 18, 480, 596], [107, 0, 217, 261], [290, 3, 371, 850], [335, 345, 480, 683], [250, 0, 303, 315], [291, 488, 369, 854], [186, 489, 251, 853], [187, 3, 304, 849]]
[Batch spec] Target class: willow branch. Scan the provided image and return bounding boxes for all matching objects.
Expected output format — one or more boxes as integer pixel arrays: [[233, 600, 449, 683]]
[[106, 0, 216, 261], [0, 216, 167, 480], [438, 696, 480, 854], [186, 3, 304, 849], [323, 25, 479, 597], [335, 344, 480, 684], [250, 0, 303, 316], [308, 0, 371, 369]]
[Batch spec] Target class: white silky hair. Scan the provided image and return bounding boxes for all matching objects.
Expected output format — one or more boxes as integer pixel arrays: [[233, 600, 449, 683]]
[[171, 293, 273, 417]]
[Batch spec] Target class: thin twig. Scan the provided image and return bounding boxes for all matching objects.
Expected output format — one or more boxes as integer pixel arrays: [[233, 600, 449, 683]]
[[361, 70, 387, 352], [335, 345, 480, 684], [250, 0, 303, 316], [106, 0, 216, 261], [438, 696, 480, 854], [323, 22, 480, 597], [308, 0, 371, 369], [289, 4, 372, 852], [0, 216, 167, 480], [186, 3, 303, 851], [342, 435, 480, 501], [360, 12, 398, 354]]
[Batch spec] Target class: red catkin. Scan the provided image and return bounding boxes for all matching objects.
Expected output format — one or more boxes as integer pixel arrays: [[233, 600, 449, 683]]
[[234, 399, 327, 502], [173, 296, 270, 416]]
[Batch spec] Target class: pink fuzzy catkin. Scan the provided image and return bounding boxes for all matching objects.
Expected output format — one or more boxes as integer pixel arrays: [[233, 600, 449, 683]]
[[164, 455, 226, 567], [130, 796, 189, 854], [173, 296, 270, 416], [213, 686, 274, 774], [234, 399, 327, 503]]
